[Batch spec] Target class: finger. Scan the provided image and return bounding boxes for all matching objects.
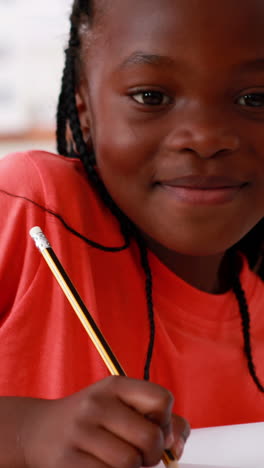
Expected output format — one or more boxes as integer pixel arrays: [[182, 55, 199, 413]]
[[77, 395, 165, 466], [75, 425, 143, 468], [161, 419, 173, 448], [170, 414, 191, 459], [101, 376, 174, 428], [62, 450, 114, 468], [172, 414, 190, 442]]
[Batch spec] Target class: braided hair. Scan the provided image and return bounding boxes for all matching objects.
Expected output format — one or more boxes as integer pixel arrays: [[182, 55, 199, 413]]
[[56, 0, 155, 380], [56, 0, 264, 388]]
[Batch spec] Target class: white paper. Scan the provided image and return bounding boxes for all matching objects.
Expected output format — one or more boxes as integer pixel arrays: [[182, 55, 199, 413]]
[[180, 422, 264, 468], [154, 459, 231, 468], [181, 465, 228, 468]]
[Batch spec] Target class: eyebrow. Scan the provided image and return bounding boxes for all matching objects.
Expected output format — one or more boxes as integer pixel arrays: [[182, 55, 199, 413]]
[[119, 51, 176, 69], [236, 58, 264, 72], [119, 52, 264, 74]]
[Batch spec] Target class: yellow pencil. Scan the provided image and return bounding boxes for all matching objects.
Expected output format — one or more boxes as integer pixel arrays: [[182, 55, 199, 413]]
[[30, 226, 179, 468]]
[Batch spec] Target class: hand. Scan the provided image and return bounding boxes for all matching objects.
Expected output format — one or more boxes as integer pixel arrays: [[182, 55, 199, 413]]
[[22, 376, 190, 468]]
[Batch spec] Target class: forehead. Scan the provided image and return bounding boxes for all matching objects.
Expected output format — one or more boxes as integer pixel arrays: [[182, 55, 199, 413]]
[[87, 0, 264, 69], [97, 0, 264, 32]]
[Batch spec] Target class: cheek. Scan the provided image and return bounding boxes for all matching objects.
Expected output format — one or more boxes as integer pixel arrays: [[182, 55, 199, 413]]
[[90, 88, 166, 179], [94, 119, 159, 183], [89, 97, 166, 227], [93, 124, 160, 235], [95, 139, 151, 214]]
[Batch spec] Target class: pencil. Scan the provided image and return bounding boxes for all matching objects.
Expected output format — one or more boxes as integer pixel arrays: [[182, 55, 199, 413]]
[[30, 226, 179, 468]]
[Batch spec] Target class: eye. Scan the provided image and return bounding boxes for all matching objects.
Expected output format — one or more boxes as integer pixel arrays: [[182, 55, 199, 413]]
[[131, 90, 171, 106], [237, 93, 264, 108]]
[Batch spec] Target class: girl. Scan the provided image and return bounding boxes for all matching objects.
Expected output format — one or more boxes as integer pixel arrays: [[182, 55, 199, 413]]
[[0, 0, 264, 466]]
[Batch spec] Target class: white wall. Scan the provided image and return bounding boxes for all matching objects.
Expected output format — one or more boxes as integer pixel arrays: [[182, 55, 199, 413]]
[[0, 0, 72, 135]]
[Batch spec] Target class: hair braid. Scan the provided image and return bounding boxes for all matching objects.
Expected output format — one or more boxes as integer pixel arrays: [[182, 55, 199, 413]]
[[56, 81, 67, 156], [235, 218, 264, 280], [57, 20, 153, 374], [136, 236, 155, 380], [57, 22, 80, 157], [258, 261, 264, 279], [57, 10, 131, 253], [233, 273, 264, 392], [60, 22, 133, 243]]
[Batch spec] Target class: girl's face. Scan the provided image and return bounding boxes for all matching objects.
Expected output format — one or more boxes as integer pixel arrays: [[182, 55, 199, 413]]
[[79, 0, 264, 256]]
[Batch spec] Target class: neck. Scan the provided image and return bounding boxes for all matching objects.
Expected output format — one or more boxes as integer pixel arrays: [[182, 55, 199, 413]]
[[145, 238, 232, 294]]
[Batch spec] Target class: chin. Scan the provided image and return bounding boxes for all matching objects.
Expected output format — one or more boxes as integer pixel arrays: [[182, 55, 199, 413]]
[[156, 234, 237, 257]]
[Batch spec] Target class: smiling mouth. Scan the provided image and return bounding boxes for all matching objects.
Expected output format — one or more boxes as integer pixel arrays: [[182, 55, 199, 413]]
[[157, 176, 248, 205]]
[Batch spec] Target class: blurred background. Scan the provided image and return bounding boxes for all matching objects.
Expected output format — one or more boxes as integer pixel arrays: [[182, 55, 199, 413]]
[[0, 0, 72, 157]]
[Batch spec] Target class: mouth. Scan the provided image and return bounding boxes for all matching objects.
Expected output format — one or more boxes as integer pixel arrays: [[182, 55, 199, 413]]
[[157, 175, 248, 205]]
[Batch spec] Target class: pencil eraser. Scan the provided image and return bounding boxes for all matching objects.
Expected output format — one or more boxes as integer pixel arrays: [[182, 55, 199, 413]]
[[29, 226, 51, 252], [29, 226, 43, 238]]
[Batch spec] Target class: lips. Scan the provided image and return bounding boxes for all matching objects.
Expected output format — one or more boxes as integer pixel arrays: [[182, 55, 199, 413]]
[[158, 175, 246, 189], [157, 175, 247, 205]]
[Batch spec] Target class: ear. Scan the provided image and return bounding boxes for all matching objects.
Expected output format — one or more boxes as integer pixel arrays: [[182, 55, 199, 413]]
[[75, 82, 91, 143]]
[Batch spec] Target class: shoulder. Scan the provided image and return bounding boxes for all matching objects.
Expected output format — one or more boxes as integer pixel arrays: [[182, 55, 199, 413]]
[[0, 149, 125, 247], [0, 150, 85, 200], [0, 150, 97, 220], [0, 149, 93, 256]]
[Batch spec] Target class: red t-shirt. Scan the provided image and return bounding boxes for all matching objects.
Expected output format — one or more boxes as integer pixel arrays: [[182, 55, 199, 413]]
[[0, 150, 263, 429]]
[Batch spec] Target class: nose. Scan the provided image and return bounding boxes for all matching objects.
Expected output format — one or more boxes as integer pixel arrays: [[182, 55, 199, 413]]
[[167, 108, 241, 159]]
